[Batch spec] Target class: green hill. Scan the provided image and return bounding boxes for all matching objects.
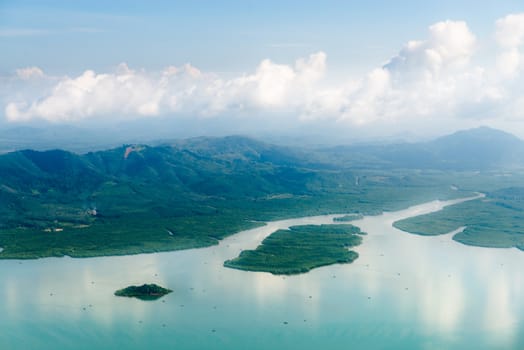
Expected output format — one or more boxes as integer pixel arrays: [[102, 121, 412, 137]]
[[0, 133, 503, 259]]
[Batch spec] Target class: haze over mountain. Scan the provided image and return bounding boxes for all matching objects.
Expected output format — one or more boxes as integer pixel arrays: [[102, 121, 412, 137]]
[[0, 126, 519, 226], [322, 127, 524, 170], [2, 125, 522, 257], [2, 127, 521, 183]]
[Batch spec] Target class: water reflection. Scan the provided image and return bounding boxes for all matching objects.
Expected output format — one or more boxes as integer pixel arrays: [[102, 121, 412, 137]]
[[0, 196, 523, 349], [353, 197, 521, 348]]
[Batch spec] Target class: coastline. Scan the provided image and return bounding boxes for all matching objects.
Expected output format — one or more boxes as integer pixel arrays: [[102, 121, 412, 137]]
[[220, 193, 484, 274], [0, 193, 484, 261]]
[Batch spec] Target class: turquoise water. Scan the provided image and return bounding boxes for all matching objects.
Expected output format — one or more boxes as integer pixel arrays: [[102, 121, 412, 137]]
[[1, 198, 523, 349]]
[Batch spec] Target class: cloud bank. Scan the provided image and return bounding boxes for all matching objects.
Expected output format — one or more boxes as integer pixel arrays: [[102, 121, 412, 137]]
[[5, 13, 524, 131]]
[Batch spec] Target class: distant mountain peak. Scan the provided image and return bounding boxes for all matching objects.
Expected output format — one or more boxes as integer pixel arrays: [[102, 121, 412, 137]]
[[437, 126, 521, 142]]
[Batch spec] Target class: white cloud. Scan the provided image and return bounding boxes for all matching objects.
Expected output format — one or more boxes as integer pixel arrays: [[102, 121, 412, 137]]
[[496, 13, 524, 48], [385, 21, 476, 76], [6, 64, 164, 122], [333, 20, 489, 123], [4, 15, 524, 131], [495, 13, 524, 78], [241, 58, 297, 107], [496, 48, 521, 77], [5, 53, 328, 123], [15, 67, 45, 80]]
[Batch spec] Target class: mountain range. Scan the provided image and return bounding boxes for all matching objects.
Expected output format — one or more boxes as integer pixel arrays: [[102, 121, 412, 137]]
[[320, 126, 524, 170], [1, 127, 522, 215], [0, 126, 522, 258]]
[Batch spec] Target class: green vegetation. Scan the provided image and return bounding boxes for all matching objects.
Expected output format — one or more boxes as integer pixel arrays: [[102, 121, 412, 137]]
[[0, 214, 263, 259], [393, 187, 524, 250], [224, 224, 363, 274], [0, 136, 478, 259], [114, 283, 172, 300], [3, 131, 524, 259]]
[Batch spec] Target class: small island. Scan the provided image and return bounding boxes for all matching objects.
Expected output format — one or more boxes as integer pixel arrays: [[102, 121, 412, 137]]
[[224, 224, 363, 275], [114, 283, 172, 300]]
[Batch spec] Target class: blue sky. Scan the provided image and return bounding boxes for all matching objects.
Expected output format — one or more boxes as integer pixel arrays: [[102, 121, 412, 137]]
[[2, 1, 524, 140], [2, 0, 521, 74]]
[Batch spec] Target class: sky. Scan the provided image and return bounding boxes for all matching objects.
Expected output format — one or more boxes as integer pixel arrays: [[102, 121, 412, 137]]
[[2, 0, 524, 142]]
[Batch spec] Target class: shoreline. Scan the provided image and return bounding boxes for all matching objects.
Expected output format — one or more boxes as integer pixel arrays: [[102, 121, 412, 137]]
[[220, 194, 484, 274], [0, 194, 484, 262]]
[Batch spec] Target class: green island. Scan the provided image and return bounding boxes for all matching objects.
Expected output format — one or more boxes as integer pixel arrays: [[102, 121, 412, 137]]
[[393, 187, 524, 250], [114, 283, 172, 300], [224, 224, 363, 274]]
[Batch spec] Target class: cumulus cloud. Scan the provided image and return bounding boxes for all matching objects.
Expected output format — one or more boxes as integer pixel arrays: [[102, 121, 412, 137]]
[[7, 64, 164, 122], [386, 20, 476, 75], [496, 13, 524, 48], [333, 20, 495, 123], [495, 13, 524, 78], [15, 67, 45, 80], [5, 53, 327, 123], [4, 15, 524, 129]]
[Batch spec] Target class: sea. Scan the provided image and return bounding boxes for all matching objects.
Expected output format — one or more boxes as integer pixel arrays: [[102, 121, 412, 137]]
[[1, 197, 522, 349]]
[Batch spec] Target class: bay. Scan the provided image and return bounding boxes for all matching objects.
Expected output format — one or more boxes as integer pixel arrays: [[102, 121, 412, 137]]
[[1, 196, 522, 349]]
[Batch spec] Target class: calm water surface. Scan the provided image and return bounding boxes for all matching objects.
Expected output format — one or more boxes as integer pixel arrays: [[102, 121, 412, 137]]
[[1, 197, 523, 350]]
